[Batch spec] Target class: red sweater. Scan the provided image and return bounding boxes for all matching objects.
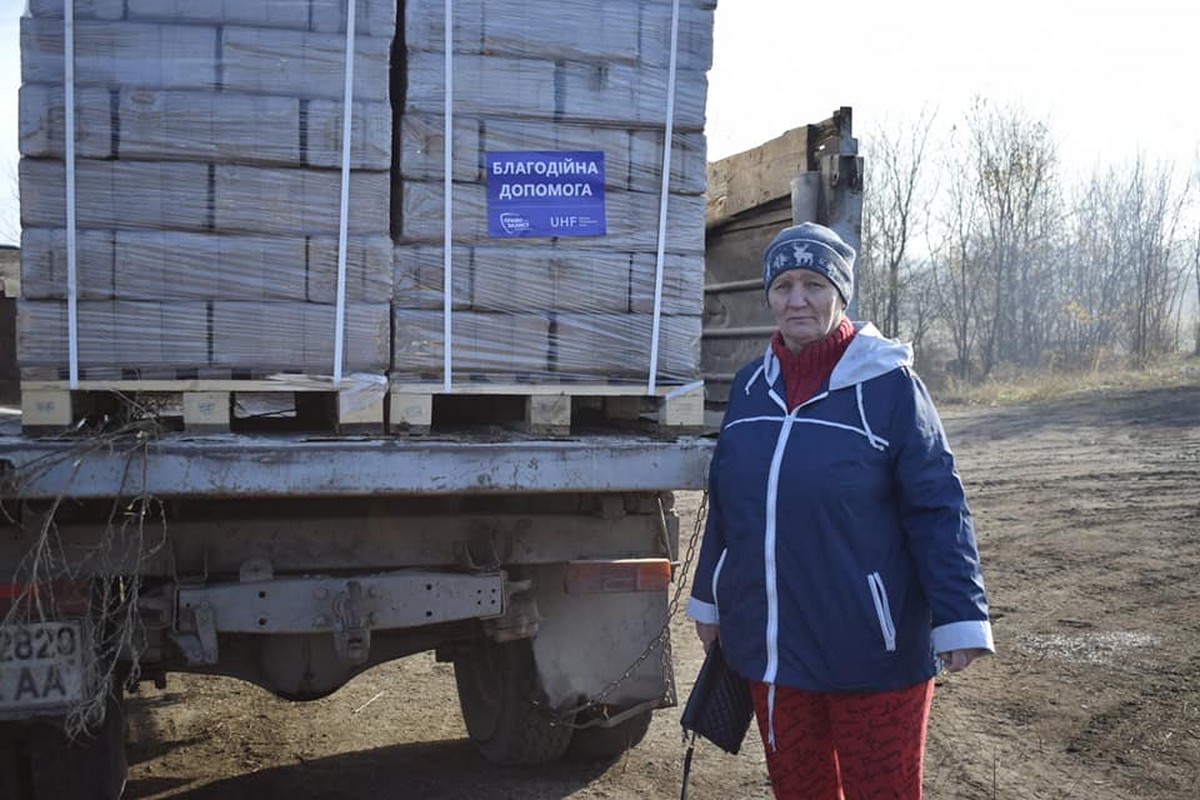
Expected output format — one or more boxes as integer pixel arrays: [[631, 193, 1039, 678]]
[[770, 317, 856, 410]]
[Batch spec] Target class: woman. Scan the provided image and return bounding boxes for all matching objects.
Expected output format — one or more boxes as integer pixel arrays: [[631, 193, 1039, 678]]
[[687, 222, 993, 799]]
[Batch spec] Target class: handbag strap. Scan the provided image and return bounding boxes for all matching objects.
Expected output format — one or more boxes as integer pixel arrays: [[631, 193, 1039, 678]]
[[680, 732, 697, 800]]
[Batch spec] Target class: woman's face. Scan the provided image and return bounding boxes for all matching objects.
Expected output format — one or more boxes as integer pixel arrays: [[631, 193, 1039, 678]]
[[768, 269, 845, 351]]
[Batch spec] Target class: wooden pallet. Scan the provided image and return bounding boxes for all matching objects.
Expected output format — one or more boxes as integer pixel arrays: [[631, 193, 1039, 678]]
[[19, 373, 386, 434], [16, 370, 704, 438], [387, 381, 705, 436]]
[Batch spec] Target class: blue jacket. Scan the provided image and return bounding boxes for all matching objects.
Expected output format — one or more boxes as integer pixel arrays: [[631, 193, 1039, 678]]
[[687, 323, 993, 693]]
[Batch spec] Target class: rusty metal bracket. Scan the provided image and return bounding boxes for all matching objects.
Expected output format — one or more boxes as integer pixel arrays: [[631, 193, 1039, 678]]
[[332, 580, 370, 666], [171, 602, 219, 666]]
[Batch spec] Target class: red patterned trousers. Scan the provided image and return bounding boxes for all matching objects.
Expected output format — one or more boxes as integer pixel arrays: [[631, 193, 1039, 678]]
[[749, 679, 934, 799]]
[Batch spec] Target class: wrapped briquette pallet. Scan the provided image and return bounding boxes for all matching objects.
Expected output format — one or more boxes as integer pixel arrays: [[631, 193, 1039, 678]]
[[17, 0, 394, 392], [392, 244, 702, 380], [19, 300, 390, 374], [391, 0, 713, 395], [17, 0, 714, 433]]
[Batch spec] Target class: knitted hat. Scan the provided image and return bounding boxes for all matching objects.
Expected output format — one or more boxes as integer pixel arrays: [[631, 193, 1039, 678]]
[[762, 222, 855, 305]]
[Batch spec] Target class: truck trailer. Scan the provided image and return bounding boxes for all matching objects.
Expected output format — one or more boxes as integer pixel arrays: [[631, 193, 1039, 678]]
[[1, 3, 861, 794]]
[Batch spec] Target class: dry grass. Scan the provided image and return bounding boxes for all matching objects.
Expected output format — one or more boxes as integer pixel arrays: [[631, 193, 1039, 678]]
[[934, 354, 1200, 407]]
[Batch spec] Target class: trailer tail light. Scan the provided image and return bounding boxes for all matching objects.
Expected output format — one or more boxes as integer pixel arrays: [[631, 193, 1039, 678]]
[[0, 579, 91, 617], [564, 559, 673, 595]]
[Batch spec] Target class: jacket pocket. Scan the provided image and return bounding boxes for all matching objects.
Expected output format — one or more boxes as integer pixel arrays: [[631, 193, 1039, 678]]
[[866, 572, 897, 652], [712, 548, 729, 610]]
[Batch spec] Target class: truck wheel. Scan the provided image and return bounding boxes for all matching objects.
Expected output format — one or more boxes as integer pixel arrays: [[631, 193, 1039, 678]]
[[566, 709, 653, 761], [0, 690, 127, 800], [454, 637, 572, 765]]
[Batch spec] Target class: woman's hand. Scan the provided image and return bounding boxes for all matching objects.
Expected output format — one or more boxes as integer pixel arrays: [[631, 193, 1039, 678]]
[[938, 648, 989, 673], [695, 622, 720, 653]]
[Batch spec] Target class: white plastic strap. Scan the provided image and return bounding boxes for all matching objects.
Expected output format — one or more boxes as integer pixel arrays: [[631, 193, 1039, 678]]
[[664, 379, 703, 399], [332, 0, 357, 387], [646, 0, 682, 395], [65, 0, 79, 388], [442, 0, 455, 392]]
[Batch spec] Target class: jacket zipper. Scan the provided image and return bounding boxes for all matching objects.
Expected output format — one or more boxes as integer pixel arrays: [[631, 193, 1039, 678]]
[[867, 572, 898, 652], [763, 414, 797, 686]]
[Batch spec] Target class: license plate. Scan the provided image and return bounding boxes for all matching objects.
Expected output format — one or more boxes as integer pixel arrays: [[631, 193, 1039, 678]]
[[0, 622, 85, 712]]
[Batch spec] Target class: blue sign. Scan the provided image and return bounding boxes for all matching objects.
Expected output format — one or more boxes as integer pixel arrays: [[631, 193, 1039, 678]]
[[486, 151, 607, 238]]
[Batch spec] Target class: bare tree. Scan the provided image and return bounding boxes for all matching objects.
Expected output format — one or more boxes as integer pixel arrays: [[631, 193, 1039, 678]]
[[964, 100, 1061, 375], [929, 129, 985, 382], [1193, 225, 1200, 355], [1058, 169, 1131, 364], [1122, 158, 1190, 364], [864, 101, 1195, 382], [856, 199, 884, 328], [861, 110, 937, 340], [1066, 157, 1192, 365], [1191, 159, 1200, 356], [903, 264, 938, 356]]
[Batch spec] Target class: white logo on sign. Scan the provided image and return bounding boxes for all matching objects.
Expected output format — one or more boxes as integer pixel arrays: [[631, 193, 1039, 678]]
[[500, 213, 531, 235]]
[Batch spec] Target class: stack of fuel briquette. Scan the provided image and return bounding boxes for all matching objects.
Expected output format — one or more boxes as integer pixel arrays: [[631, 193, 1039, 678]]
[[392, 0, 711, 385], [17, 0, 395, 377], [17, 0, 713, 389]]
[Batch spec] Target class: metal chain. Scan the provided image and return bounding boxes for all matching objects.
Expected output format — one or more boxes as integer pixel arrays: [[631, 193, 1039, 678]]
[[549, 491, 708, 726]]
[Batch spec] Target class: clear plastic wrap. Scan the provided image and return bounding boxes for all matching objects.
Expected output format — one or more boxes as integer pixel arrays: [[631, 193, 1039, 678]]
[[394, 181, 705, 252], [21, 85, 391, 169], [403, 0, 714, 71], [18, 300, 390, 374], [18, 1, 713, 388], [25, 0, 396, 35], [20, 160, 391, 235], [20, 19, 391, 98], [393, 0, 710, 388], [21, 229, 392, 302], [402, 52, 707, 129], [390, 309, 699, 382], [390, 241, 703, 383], [397, 115, 707, 195], [392, 245, 701, 315]]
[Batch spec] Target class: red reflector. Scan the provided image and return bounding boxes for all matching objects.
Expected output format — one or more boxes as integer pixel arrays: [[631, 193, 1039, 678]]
[[0, 579, 91, 616], [564, 559, 673, 595]]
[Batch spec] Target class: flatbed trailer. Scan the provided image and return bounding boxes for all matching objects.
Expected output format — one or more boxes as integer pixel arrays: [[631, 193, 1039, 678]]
[[0, 417, 713, 797]]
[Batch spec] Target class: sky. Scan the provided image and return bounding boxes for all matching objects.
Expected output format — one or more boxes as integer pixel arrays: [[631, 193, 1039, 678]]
[[705, 0, 1200, 169], [2, 0, 1199, 246]]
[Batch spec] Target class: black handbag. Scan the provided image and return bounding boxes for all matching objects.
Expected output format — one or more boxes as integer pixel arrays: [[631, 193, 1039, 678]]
[[679, 641, 755, 798]]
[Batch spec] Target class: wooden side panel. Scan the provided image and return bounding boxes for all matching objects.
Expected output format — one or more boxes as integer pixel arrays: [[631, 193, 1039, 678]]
[[706, 127, 811, 228], [702, 109, 860, 408], [703, 201, 791, 288]]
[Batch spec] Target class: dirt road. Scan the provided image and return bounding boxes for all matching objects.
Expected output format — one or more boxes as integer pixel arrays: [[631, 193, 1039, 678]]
[[123, 383, 1200, 799]]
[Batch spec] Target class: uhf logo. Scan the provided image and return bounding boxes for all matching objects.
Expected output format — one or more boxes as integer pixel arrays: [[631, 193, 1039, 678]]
[[499, 213, 531, 235]]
